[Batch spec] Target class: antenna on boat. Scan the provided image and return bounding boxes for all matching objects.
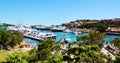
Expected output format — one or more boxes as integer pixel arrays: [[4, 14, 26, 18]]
[[0, 17, 3, 23], [18, 16, 22, 25]]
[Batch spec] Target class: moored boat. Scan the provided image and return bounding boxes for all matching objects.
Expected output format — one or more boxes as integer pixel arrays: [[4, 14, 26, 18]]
[[7, 25, 56, 41], [106, 27, 120, 35], [51, 26, 66, 32]]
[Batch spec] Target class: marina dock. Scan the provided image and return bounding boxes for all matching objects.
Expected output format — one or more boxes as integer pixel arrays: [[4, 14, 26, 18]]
[[7, 25, 56, 41]]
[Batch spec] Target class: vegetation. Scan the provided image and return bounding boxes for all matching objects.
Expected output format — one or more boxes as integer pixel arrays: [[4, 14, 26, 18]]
[[110, 38, 120, 50], [78, 21, 120, 32], [6, 52, 29, 63], [62, 32, 106, 63], [0, 50, 26, 62], [0, 50, 10, 62], [0, 23, 14, 26], [105, 38, 120, 63], [66, 44, 103, 63], [28, 40, 62, 63], [0, 31, 120, 63], [78, 22, 108, 32], [77, 32, 106, 45], [0, 29, 23, 49], [114, 56, 120, 63]]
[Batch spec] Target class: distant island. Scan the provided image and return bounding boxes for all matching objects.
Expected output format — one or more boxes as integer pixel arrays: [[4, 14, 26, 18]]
[[0, 23, 14, 26]]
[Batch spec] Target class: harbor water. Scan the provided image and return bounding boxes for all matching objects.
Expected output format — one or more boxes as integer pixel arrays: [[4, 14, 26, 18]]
[[26, 29, 120, 45], [0, 26, 120, 45]]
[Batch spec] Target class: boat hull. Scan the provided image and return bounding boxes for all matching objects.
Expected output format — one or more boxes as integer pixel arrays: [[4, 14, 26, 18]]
[[51, 29, 64, 32], [106, 31, 120, 35]]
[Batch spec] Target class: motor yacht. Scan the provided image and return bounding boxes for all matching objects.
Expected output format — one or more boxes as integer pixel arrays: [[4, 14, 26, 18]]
[[7, 25, 56, 41]]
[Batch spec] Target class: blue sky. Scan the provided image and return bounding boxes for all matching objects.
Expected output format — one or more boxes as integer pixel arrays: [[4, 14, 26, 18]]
[[0, 0, 120, 25]]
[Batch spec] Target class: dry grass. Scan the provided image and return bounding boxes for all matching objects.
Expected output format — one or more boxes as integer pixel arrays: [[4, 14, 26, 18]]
[[0, 48, 31, 62], [0, 50, 10, 62]]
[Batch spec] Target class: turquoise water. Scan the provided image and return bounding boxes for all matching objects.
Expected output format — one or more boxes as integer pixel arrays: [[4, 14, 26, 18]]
[[11, 31, 120, 45], [40, 30, 88, 42], [24, 30, 88, 45], [26, 30, 120, 45], [24, 37, 39, 45], [0, 26, 120, 45], [105, 35, 120, 42], [0, 26, 8, 29]]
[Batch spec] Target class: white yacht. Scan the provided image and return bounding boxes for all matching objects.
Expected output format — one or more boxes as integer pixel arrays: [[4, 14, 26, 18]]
[[35, 25, 51, 30], [106, 27, 120, 35], [51, 26, 66, 32], [64, 29, 74, 33], [65, 37, 71, 42], [7, 25, 56, 41]]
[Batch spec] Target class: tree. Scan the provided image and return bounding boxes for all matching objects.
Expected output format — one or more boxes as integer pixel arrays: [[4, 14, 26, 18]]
[[114, 56, 120, 63], [0, 23, 14, 26], [66, 44, 103, 63], [29, 40, 62, 62], [77, 32, 106, 45], [48, 53, 63, 63], [78, 22, 108, 32], [110, 38, 120, 50], [77, 35, 88, 42], [0, 29, 23, 49], [12, 30, 23, 43], [110, 38, 120, 55], [0, 29, 13, 49]]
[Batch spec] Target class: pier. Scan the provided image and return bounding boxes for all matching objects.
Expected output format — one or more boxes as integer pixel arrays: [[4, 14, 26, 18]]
[[7, 25, 56, 41], [24, 34, 44, 41]]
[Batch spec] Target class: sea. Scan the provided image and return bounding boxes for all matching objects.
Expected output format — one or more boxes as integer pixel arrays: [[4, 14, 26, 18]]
[[0, 26, 120, 45]]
